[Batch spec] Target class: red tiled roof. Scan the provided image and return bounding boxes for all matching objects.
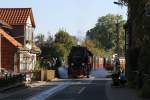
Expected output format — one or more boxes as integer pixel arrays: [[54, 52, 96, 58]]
[[0, 8, 35, 27], [0, 28, 22, 48]]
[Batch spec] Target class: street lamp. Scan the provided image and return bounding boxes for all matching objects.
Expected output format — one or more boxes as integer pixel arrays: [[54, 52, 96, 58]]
[[113, 1, 123, 57], [113, 1, 123, 72], [113, 1, 123, 6]]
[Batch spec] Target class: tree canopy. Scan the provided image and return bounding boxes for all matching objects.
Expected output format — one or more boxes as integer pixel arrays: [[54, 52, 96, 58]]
[[35, 30, 77, 62], [86, 14, 125, 56], [81, 39, 104, 57], [55, 30, 77, 51]]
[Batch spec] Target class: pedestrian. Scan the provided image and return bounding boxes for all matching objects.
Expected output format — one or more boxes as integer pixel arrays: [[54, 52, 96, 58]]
[[111, 71, 120, 86], [112, 54, 120, 72], [119, 70, 126, 87]]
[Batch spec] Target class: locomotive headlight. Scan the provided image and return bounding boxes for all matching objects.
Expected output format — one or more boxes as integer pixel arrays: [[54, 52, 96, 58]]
[[82, 63, 85, 66], [71, 63, 74, 66]]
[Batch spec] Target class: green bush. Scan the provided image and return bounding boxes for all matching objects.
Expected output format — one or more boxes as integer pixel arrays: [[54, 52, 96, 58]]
[[32, 71, 41, 81]]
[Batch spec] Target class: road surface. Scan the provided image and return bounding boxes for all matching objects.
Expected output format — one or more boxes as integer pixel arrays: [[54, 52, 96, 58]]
[[46, 78, 109, 100], [0, 68, 111, 100]]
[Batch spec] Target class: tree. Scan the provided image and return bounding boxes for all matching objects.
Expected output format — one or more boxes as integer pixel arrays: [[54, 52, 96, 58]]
[[118, 0, 128, 5], [81, 39, 104, 56], [35, 33, 54, 58], [46, 32, 54, 47], [35, 34, 45, 48], [119, 0, 150, 96], [50, 43, 68, 61], [86, 14, 125, 56], [54, 30, 78, 62], [55, 30, 77, 51], [35, 30, 77, 64]]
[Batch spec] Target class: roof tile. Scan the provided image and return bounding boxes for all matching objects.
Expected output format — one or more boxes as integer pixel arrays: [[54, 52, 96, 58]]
[[0, 8, 35, 27]]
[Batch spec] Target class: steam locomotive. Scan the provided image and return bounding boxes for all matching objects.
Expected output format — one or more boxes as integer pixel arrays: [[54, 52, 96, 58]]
[[68, 46, 93, 78]]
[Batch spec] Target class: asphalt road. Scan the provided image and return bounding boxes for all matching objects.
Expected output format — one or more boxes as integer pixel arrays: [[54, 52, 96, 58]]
[[46, 79, 109, 100], [0, 84, 56, 100], [0, 68, 110, 100]]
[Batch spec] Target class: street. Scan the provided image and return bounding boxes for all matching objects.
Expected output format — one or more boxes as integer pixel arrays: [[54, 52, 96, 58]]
[[1, 1, 150, 99], [0, 68, 147, 100], [0, 69, 111, 100], [46, 78, 109, 100], [0, 78, 110, 100]]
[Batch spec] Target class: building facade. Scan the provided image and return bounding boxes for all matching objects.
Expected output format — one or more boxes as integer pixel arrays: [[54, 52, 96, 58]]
[[0, 8, 40, 74]]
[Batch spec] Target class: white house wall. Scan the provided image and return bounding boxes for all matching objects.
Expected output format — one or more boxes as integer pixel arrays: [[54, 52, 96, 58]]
[[25, 16, 34, 42], [28, 53, 36, 71], [19, 52, 37, 73]]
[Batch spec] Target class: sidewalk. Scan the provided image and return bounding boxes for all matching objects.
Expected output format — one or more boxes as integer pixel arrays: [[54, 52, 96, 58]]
[[105, 80, 149, 100], [0, 82, 26, 99], [0, 82, 24, 92]]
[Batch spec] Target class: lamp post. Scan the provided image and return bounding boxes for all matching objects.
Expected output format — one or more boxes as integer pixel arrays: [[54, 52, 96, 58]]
[[113, 1, 123, 72], [114, 18, 121, 72], [115, 17, 120, 57], [113, 1, 123, 57], [113, 1, 123, 56]]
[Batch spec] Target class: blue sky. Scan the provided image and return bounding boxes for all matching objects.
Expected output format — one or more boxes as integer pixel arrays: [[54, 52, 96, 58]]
[[0, 0, 127, 39]]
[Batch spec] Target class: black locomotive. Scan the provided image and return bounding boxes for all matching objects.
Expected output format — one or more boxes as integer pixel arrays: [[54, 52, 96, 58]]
[[68, 46, 93, 78]]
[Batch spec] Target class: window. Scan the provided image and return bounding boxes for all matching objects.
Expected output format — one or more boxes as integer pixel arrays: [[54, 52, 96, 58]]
[[26, 24, 33, 41]]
